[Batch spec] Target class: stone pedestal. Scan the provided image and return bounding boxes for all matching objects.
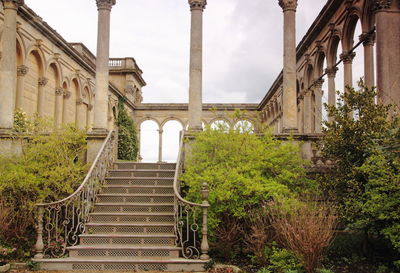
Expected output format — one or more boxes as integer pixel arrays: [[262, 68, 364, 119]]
[[279, 0, 298, 133], [87, 130, 108, 163]]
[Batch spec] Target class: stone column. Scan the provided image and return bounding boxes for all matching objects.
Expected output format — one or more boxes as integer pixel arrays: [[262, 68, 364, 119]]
[[87, 103, 94, 129], [0, 0, 24, 129], [158, 128, 163, 162], [325, 67, 337, 121], [303, 90, 312, 133], [340, 51, 355, 92], [360, 32, 375, 88], [16, 65, 28, 109], [62, 89, 71, 123], [92, 0, 115, 132], [88, 0, 116, 163], [313, 79, 324, 133], [279, 0, 298, 133], [188, 0, 206, 131], [37, 77, 48, 115], [374, 0, 400, 106], [76, 99, 85, 129], [54, 88, 63, 126]]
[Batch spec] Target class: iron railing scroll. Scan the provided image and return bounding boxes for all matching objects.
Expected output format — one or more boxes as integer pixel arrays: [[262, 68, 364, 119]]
[[173, 130, 210, 260], [34, 130, 117, 259]]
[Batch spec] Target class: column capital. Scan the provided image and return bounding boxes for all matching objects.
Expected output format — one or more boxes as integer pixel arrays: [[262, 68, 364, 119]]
[[278, 0, 298, 12], [1, 0, 24, 9], [76, 98, 84, 105], [96, 0, 116, 11], [38, 77, 48, 87], [55, 88, 63, 96], [340, 51, 356, 64], [325, 67, 338, 77], [314, 79, 325, 89], [189, 0, 207, 11], [17, 65, 29, 77], [63, 89, 71, 99], [373, 0, 392, 11], [88, 104, 93, 111], [359, 31, 376, 46]]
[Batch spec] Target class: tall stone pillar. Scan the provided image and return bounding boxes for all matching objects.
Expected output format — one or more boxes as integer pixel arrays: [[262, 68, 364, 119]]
[[37, 77, 48, 115], [325, 67, 338, 122], [188, 0, 206, 131], [76, 99, 86, 129], [62, 89, 71, 123], [313, 79, 324, 133], [303, 90, 312, 133], [93, 0, 115, 132], [0, 0, 24, 130], [88, 0, 116, 163], [361, 32, 375, 88], [279, 0, 298, 133], [158, 129, 163, 162], [374, 0, 400, 106], [340, 51, 355, 92], [16, 65, 28, 109], [54, 88, 64, 126]]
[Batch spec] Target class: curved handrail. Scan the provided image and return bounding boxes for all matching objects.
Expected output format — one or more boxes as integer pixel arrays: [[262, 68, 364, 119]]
[[34, 130, 117, 259], [173, 130, 210, 260], [36, 130, 115, 207]]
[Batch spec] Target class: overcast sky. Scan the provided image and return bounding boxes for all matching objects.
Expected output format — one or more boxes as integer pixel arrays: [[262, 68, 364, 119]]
[[26, 0, 328, 104]]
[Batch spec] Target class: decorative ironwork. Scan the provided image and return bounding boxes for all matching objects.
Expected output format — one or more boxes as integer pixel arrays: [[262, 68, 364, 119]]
[[173, 131, 210, 260], [34, 130, 117, 259]]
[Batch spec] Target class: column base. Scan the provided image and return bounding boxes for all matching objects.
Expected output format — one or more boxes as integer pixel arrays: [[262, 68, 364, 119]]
[[282, 127, 298, 134], [87, 129, 109, 164], [0, 129, 23, 156]]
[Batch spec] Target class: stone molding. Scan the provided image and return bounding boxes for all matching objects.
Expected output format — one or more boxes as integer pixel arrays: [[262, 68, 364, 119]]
[[38, 77, 48, 87], [340, 51, 356, 64], [55, 88, 63, 96], [1, 0, 24, 9], [278, 0, 298, 12], [189, 0, 207, 11], [373, 0, 392, 11], [325, 67, 338, 77], [63, 90, 71, 99], [17, 65, 29, 77], [96, 0, 116, 11]]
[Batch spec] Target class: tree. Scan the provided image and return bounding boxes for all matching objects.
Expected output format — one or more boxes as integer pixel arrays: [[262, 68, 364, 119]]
[[320, 83, 400, 256], [117, 99, 138, 160]]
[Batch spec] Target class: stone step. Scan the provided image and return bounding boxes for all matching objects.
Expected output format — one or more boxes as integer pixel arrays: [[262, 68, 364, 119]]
[[34, 257, 207, 271], [101, 185, 174, 195], [89, 212, 174, 223], [93, 203, 174, 213], [108, 170, 175, 178], [68, 245, 180, 258], [114, 162, 176, 171], [97, 194, 175, 204], [79, 234, 176, 246], [104, 177, 173, 186], [85, 223, 175, 234]]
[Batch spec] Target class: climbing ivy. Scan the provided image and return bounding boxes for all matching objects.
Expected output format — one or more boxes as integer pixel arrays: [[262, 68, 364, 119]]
[[117, 99, 138, 160]]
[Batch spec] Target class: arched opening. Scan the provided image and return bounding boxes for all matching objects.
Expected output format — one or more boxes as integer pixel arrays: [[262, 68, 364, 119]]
[[140, 120, 159, 162], [45, 63, 59, 118], [233, 120, 254, 133], [24, 51, 42, 115], [210, 119, 230, 131], [352, 21, 364, 88], [162, 120, 183, 162]]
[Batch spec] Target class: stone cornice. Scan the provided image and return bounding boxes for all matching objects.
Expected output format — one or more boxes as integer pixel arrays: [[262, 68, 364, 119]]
[[278, 0, 298, 12], [96, 0, 116, 11], [1, 0, 24, 9], [189, 0, 207, 11]]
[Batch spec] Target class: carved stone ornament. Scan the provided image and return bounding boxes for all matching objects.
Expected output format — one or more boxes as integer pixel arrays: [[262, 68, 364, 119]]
[[325, 67, 338, 77], [38, 77, 48, 87], [189, 0, 207, 11], [314, 79, 325, 89], [1, 0, 24, 9], [88, 104, 93, 111], [373, 0, 392, 10], [17, 65, 29, 77], [96, 0, 116, 10], [360, 32, 376, 46], [63, 90, 71, 99], [124, 85, 135, 95], [340, 51, 356, 64], [76, 98, 84, 105], [278, 0, 298, 12], [55, 88, 63, 96]]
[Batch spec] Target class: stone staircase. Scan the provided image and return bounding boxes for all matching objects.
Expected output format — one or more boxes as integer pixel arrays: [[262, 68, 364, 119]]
[[37, 162, 208, 271]]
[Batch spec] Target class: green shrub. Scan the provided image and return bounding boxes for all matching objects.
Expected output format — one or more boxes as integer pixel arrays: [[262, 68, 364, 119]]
[[117, 99, 138, 160], [256, 268, 272, 273], [267, 247, 304, 273], [0, 111, 87, 259]]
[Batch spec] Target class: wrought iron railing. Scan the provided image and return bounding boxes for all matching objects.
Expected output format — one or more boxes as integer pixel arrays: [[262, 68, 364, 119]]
[[34, 130, 117, 259], [173, 130, 210, 260]]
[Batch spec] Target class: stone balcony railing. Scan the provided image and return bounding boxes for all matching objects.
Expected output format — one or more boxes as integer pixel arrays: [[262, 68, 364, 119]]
[[109, 57, 141, 71]]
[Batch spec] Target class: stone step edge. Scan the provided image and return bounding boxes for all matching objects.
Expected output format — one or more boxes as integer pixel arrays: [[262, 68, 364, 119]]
[[79, 234, 176, 238], [85, 223, 175, 226], [67, 245, 180, 250], [97, 193, 174, 197], [94, 203, 174, 206], [89, 212, 174, 216], [33, 258, 207, 264], [102, 185, 173, 188], [110, 169, 175, 172], [105, 177, 174, 180]]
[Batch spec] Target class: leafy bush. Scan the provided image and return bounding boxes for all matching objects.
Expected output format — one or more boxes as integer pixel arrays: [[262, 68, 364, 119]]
[[0, 111, 87, 259], [267, 247, 304, 273], [117, 99, 138, 160], [182, 121, 314, 232]]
